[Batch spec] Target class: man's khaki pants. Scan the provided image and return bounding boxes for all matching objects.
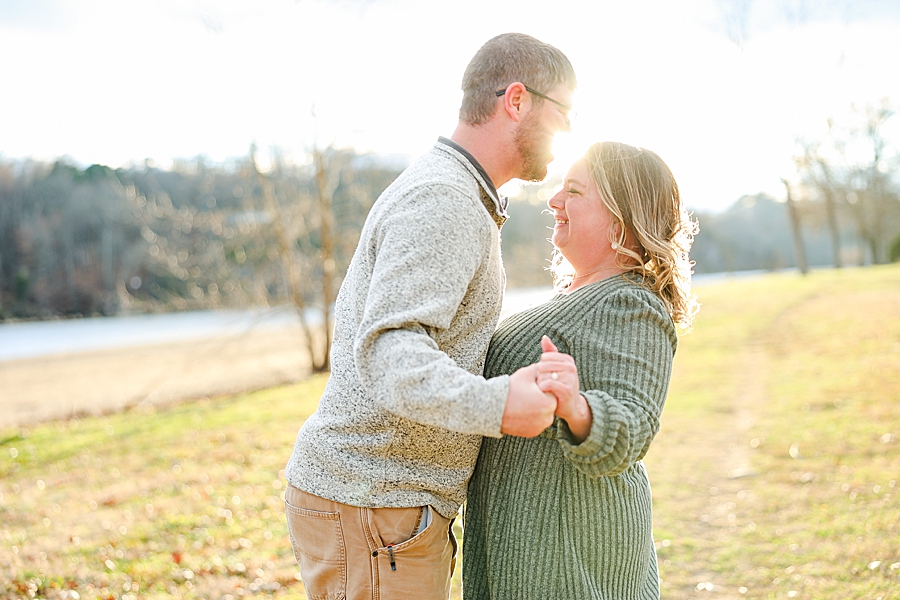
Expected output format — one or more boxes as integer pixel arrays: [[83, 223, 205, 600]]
[[285, 484, 458, 600]]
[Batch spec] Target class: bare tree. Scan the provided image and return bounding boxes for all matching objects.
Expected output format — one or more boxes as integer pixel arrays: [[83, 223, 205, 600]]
[[781, 0, 810, 27], [245, 141, 365, 372], [311, 145, 341, 371], [794, 139, 844, 268], [781, 178, 808, 274], [717, 0, 754, 50], [793, 100, 900, 267], [844, 100, 899, 264], [248, 146, 327, 371]]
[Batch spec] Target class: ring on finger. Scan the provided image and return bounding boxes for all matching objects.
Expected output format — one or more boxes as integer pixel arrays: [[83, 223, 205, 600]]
[[551, 372, 558, 380]]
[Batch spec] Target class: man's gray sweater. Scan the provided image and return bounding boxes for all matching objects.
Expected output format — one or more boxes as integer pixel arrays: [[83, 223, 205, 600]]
[[285, 139, 511, 518]]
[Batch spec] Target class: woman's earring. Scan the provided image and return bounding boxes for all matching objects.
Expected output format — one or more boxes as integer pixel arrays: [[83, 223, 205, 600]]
[[611, 242, 619, 251]]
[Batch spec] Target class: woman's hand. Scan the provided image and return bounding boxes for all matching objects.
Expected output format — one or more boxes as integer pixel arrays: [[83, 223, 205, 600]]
[[537, 335, 592, 443]]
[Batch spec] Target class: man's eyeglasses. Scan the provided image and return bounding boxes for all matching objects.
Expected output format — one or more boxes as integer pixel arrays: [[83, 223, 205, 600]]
[[495, 85, 573, 115]]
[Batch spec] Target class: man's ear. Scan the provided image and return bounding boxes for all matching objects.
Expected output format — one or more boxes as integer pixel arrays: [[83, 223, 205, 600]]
[[499, 82, 529, 122]]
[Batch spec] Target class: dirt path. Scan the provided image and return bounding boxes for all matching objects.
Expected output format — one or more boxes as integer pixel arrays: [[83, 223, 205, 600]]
[[652, 332, 772, 598], [0, 326, 313, 428]]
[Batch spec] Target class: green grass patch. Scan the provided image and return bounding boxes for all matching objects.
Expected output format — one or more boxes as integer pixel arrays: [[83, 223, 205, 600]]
[[1, 377, 328, 599], [2, 265, 899, 599]]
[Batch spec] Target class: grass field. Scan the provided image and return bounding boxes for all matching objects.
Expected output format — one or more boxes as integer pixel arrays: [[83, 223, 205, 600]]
[[647, 264, 900, 599], [1, 264, 899, 599]]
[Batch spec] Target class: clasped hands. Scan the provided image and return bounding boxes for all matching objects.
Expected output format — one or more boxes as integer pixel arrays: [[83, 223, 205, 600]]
[[501, 335, 592, 442]]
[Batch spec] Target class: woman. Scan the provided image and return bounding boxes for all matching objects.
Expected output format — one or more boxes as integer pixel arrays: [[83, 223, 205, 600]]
[[464, 141, 697, 599]]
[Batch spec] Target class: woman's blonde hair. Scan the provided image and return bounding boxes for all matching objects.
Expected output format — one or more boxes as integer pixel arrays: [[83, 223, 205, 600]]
[[551, 141, 699, 329]]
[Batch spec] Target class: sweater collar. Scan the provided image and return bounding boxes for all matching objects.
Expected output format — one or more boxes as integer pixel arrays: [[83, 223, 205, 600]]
[[436, 137, 509, 226]]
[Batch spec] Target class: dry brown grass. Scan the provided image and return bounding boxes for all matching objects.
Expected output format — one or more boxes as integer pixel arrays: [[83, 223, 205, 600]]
[[2, 264, 899, 599], [647, 264, 900, 598]]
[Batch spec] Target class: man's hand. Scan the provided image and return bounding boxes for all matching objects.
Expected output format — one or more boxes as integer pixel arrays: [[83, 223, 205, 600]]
[[500, 364, 557, 438]]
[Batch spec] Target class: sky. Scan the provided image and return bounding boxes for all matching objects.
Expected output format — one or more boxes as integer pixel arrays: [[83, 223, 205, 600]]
[[1, 0, 899, 212]]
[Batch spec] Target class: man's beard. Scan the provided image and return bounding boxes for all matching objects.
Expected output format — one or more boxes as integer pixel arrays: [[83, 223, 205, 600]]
[[514, 111, 553, 182]]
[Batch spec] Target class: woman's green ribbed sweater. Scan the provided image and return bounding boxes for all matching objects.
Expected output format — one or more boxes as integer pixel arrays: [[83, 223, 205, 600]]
[[463, 275, 678, 600]]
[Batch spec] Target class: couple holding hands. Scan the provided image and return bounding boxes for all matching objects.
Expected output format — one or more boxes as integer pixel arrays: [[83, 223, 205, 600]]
[[283, 32, 696, 600]]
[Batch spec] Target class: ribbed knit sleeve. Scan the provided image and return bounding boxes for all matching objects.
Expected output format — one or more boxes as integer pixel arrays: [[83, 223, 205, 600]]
[[555, 286, 677, 477]]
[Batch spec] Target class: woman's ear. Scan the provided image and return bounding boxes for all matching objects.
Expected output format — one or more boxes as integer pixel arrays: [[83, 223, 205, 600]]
[[612, 224, 624, 244]]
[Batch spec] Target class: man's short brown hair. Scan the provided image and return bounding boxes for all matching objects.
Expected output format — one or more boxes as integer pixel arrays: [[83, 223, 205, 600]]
[[459, 33, 576, 126]]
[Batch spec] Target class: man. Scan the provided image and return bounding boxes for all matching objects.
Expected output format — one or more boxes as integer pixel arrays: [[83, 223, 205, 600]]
[[284, 33, 576, 599]]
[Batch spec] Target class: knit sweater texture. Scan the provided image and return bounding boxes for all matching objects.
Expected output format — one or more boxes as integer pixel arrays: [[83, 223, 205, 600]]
[[464, 275, 677, 599], [286, 139, 511, 519]]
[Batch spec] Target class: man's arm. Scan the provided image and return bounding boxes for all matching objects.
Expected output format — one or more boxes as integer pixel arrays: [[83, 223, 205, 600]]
[[354, 185, 507, 436]]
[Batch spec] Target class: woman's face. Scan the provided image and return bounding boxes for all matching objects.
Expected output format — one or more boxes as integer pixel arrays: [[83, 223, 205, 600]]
[[547, 159, 616, 266]]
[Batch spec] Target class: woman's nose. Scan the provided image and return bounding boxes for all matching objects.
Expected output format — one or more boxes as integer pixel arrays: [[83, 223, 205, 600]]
[[547, 190, 565, 210]]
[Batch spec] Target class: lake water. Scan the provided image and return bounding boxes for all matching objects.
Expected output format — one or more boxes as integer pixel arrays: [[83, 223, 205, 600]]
[[0, 287, 556, 363], [0, 271, 761, 363], [0, 306, 304, 362]]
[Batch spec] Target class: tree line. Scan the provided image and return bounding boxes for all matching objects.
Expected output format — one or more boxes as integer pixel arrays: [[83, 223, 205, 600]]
[[1, 101, 898, 337], [692, 100, 900, 274], [0, 148, 403, 369]]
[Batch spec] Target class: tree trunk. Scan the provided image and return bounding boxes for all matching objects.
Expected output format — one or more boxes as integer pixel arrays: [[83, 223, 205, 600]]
[[313, 148, 338, 372], [249, 151, 321, 371], [65, 229, 76, 312], [823, 189, 842, 268], [102, 223, 116, 313], [782, 179, 808, 275]]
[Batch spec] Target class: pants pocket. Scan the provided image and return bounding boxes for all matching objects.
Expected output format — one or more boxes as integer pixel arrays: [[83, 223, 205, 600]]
[[285, 500, 346, 600], [368, 508, 455, 600], [448, 518, 458, 577]]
